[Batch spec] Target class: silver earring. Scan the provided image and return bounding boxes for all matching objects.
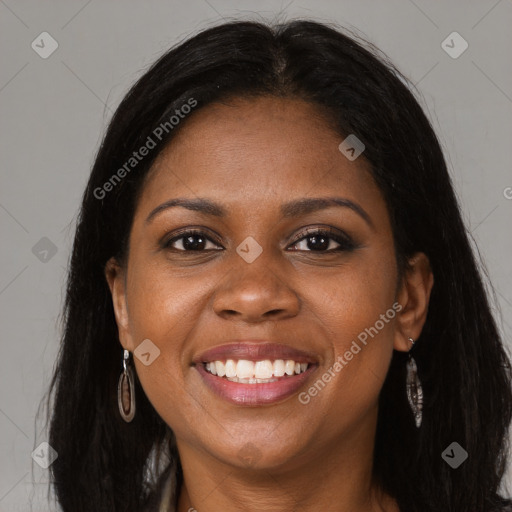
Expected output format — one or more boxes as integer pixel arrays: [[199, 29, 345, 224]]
[[406, 337, 423, 428], [118, 349, 136, 422]]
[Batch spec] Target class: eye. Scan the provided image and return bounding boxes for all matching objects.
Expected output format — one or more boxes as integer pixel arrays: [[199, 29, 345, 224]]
[[287, 227, 356, 253], [163, 229, 222, 251]]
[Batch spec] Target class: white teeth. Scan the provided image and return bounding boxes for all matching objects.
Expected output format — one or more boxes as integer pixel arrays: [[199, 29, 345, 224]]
[[204, 358, 310, 380], [273, 359, 285, 377], [225, 359, 236, 378], [216, 361, 226, 377], [236, 360, 254, 379], [285, 360, 295, 376], [254, 360, 273, 379]]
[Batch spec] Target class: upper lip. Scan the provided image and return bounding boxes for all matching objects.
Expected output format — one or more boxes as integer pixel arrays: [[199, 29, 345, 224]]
[[194, 341, 319, 365]]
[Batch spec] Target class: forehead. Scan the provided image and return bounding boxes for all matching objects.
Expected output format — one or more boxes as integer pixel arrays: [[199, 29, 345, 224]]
[[138, 96, 382, 217]]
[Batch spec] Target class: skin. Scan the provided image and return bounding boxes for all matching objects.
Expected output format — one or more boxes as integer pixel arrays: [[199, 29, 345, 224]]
[[105, 96, 433, 512]]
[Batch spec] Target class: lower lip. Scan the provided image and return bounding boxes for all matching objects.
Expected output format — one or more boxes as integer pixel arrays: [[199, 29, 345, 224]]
[[195, 363, 317, 406]]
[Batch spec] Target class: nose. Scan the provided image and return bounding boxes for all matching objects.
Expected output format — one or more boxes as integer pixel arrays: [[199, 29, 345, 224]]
[[212, 254, 300, 323]]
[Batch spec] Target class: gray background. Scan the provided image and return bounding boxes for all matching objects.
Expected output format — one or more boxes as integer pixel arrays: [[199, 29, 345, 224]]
[[1, 0, 511, 510]]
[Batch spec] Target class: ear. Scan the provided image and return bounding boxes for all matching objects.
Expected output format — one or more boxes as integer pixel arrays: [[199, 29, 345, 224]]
[[105, 257, 134, 352], [394, 252, 434, 352]]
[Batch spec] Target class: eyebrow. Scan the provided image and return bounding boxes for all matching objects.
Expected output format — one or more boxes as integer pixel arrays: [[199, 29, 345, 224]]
[[145, 196, 374, 228]]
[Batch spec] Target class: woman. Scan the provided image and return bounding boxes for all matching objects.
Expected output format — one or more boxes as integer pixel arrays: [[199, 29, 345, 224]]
[[44, 19, 512, 511]]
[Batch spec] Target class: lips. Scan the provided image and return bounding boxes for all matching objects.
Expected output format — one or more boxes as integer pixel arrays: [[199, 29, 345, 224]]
[[192, 341, 319, 406], [194, 341, 319, 365]]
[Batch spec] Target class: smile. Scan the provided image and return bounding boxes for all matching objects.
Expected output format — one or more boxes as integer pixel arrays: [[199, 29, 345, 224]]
[[193, 342, 319, 406]]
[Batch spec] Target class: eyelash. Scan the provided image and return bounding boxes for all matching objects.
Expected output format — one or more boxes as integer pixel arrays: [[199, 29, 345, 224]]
[[162, 227, 356, 253]]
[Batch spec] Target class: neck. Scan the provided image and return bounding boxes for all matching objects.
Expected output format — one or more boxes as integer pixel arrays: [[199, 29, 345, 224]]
[[174, 408, 398, 512]]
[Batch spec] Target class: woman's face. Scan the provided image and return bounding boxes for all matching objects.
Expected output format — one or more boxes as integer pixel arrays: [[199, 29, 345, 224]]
[[106, 96, 426, 471]]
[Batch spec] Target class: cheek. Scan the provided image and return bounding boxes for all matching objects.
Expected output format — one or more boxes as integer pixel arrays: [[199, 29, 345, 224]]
[[306, 246, 398, 400], [310, 240, 397, 338], [126, 256, 210, 343]]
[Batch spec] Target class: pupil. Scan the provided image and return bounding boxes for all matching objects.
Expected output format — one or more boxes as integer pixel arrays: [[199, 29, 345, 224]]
[[308, 235, 328, 251], [184, 235, 205, 250]]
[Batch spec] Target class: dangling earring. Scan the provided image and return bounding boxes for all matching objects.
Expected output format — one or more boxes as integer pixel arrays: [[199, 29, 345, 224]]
[[406, 337, 423, 428], [118, 349, 136, 422]]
